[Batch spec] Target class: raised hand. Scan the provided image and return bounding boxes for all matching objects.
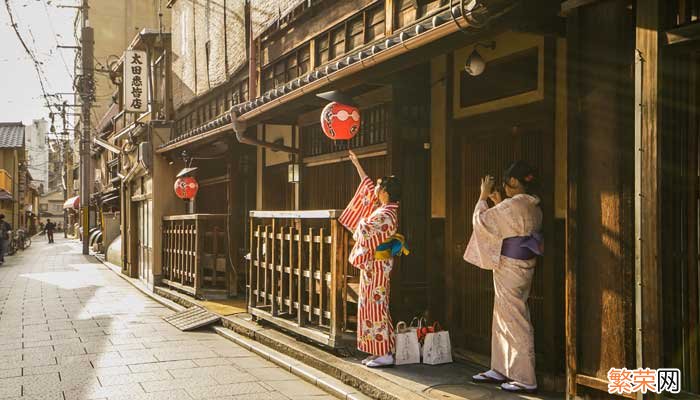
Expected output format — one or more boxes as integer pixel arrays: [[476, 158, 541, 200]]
[[348, 150, 367, 179]]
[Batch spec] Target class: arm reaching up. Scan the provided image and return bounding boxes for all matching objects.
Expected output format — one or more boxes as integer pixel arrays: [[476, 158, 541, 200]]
[[348, 150, 367, 180]]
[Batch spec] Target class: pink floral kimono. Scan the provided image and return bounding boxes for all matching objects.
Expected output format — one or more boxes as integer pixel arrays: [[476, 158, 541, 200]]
[[463, 194, 543, 386], [339, 176, 399, 356]]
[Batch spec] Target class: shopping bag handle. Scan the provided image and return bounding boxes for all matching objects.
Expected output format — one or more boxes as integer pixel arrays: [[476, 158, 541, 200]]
[[396, 321, 407, 332]]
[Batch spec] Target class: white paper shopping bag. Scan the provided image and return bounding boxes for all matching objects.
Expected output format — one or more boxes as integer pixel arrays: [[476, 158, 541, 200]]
[[422, 329, 453, 365], [394, 321, 421, 365]]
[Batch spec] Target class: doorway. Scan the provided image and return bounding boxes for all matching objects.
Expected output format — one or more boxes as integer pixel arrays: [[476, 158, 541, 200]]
[[660, 50, 700, 394], [137, 199, 153, 287], [447, 111, 557, 369]]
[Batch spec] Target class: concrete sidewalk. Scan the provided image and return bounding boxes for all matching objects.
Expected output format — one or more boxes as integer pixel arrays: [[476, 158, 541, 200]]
[[0, 236, 341, 400]]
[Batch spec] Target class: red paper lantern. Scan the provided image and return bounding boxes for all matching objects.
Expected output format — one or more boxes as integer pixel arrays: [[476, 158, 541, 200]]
[[320, 102, 360, 140], [174, 176, 199, 200]]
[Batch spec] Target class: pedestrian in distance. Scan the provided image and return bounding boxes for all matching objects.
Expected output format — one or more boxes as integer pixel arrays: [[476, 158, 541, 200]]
[[0, 214, 11, 265], [45, 219, 56, 244]]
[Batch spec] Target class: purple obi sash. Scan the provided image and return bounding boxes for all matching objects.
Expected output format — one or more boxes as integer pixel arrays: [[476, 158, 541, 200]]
[[501, 232, 543, 260]]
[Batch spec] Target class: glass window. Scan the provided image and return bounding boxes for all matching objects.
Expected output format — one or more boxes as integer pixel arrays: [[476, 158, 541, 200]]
[[316, 35, 329, 67], [298, 46, 310, 75], [366, 6, 386, 42], [347, 16, 364, 51], [330, 26, 345, 60]]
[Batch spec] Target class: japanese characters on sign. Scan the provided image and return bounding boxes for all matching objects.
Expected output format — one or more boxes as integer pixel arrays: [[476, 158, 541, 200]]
[[123, 50, 148, 113], [608, 367, 681, 395]]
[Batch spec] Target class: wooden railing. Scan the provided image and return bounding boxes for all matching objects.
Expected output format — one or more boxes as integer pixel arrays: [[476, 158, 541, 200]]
[[162, 214, 229, 297], [0, 169, 12, 194], [249, 210, 356, 348]]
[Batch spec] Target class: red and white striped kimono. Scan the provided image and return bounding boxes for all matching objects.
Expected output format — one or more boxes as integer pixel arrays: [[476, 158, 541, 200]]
[[339, 176, 399, 356]]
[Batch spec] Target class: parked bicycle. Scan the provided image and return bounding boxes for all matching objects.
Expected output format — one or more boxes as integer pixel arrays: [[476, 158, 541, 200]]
[[6, 229, 31, 256]]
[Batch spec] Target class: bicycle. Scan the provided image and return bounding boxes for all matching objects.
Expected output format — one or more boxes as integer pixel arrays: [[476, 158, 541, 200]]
[[16, 229, 31, 250], [7, 230, 31, 256]]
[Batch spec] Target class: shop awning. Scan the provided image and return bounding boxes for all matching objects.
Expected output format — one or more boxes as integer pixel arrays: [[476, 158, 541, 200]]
[[0, 189, 12, 201], [63, 196, 80, 210]]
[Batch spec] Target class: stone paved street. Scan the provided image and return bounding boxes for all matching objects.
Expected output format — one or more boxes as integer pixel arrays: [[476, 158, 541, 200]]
[[0, 236, 335, 400]]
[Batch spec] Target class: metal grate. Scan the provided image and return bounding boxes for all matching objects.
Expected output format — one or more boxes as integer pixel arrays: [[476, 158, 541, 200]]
[[163, 306, 220, 331]]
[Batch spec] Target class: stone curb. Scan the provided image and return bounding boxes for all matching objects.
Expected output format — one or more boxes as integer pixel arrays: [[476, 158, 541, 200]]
[[94, 256, 368, 400], [154, 286, 428, 400]]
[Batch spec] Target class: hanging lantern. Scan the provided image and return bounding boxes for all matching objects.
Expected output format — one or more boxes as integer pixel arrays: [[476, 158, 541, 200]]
[[320, 102, 360, 140], [174, 176, 199, 200]]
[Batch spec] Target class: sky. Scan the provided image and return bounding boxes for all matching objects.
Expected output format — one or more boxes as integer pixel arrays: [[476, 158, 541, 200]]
[[0, 0, 77, 125]]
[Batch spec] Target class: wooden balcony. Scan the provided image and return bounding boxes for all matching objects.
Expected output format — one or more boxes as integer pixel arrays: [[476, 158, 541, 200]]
[[249, 210, 358, 348], [0, 169, 12, 195], [161, 214, 230, 297]]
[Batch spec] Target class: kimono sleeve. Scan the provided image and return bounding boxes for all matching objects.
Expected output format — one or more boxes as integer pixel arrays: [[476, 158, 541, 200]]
[[463, 200, 511, 270], [356, 208, 397, 251], [338, 176, 377, 233]]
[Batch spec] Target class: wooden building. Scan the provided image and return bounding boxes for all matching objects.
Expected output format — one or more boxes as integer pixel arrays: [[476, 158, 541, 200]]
[[89, 0, 700, 397]]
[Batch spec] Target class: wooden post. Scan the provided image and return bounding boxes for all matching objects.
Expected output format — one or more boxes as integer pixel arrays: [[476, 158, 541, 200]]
[[263, 224, 270, 306], [288, 226, 294, 315], [297, 219, 303, 326], [636, 0, 662, 386], [565, 8, 580, 399], [249, 217, 255, 308], [308, 227, 314, 324], [194, 218, 201, 294], [385, 0, 394, 36], [271, 218, 278, 316], [318, 227, 324, 326]]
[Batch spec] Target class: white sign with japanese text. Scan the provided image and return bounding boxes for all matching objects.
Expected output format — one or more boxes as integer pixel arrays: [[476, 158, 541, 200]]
[[123, 50, 148, 113]]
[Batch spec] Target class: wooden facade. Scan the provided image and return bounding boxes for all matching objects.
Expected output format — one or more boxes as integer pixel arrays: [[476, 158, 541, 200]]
[[87, 0, 700, 397]]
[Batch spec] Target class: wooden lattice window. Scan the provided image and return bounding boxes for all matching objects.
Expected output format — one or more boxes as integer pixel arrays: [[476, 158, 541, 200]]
[[316, 35, 330, 67], [298, 46, 311, 75], [347, 16, 364, 52], [330, 26, 345, 60], [366, 5, 386, 42]]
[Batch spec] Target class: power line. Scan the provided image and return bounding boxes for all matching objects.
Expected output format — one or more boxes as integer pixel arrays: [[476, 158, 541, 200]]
[[3, 0, 59, 113], [41, 0, 75, 80]]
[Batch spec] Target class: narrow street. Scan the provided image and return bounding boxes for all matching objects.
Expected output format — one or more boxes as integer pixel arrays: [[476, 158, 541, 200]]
[[0, 236, 335, 400]]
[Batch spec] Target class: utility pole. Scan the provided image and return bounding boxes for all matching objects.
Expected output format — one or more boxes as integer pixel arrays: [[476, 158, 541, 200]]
[[61, 103, 72, 239], [79, 0, 93, 255]]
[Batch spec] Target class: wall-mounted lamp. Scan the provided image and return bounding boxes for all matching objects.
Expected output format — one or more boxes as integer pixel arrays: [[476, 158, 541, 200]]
[[464, 41, 496, 77], [288, 163, 300, 183]]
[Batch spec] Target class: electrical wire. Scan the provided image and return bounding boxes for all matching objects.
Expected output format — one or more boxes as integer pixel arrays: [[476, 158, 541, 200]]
[[41, 0, 75, 80], [4, 0, 59, 113]]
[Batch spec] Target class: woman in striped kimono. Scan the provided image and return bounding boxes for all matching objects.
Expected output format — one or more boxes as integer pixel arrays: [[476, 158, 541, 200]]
[[465, 160, 543, 394], [339, 150, 401, 368]]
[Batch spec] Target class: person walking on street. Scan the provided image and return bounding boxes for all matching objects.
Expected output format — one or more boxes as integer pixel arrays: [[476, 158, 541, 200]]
[[0, 214, 11, 265], [45, 219, 56, 244]]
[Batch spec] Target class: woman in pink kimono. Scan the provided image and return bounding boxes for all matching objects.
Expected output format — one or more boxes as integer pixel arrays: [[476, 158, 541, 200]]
[[339, 150, 401, 368], [465, 160, 543, 394]]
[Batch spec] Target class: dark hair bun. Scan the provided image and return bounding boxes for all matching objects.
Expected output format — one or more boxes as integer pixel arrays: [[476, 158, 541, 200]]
[[505, 160, 537, 186], [379, 176, 401, 202]]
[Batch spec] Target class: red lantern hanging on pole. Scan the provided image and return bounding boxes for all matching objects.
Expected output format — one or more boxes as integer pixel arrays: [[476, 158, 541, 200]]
[[174, 176, 199, 200]]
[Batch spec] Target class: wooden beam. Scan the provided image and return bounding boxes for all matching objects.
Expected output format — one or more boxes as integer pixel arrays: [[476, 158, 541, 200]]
[[385, 0, 395, 36], [565, 7, 580, 399], [664, 22, 700, 46], [575, 374, 636, 399], [635, 0, 662, 394], [560, 0, 613, 16]]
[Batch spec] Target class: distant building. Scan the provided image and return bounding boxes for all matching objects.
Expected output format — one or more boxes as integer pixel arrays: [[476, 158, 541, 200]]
[[24, 118, 49, 193], [0, 122, 26, 229]]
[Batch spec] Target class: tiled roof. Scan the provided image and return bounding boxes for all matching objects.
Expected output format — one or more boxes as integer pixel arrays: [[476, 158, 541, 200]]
[[159, 2, 519, 151], [0, 122, 25, 148]]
